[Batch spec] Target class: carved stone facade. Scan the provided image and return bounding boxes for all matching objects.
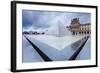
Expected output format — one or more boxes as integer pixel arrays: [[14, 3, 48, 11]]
[[68, 18, 91, 35]]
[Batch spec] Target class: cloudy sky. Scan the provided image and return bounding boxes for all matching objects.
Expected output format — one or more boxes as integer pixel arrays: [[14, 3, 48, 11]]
[[22, 10, 91, 32]]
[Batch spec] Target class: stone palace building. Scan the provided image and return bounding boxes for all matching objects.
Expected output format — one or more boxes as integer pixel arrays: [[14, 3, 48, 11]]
[[67, 18, 91, 35]]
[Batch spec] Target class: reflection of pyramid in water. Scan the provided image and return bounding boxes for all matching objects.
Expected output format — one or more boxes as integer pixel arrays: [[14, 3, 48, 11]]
[[46, 21, 72, 36]]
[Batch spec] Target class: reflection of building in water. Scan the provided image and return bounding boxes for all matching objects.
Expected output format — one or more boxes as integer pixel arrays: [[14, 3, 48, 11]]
[[67, 18, 91, 35]]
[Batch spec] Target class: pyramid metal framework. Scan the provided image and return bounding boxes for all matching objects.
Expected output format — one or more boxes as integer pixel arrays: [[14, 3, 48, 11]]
[[46, 21, 71, 37]]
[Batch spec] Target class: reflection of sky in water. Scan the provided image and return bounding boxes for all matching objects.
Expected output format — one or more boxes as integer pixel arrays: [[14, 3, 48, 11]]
[[22, 36, 43, 63], [76, 37, 91, 60], [22, 35, 91, 63]]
